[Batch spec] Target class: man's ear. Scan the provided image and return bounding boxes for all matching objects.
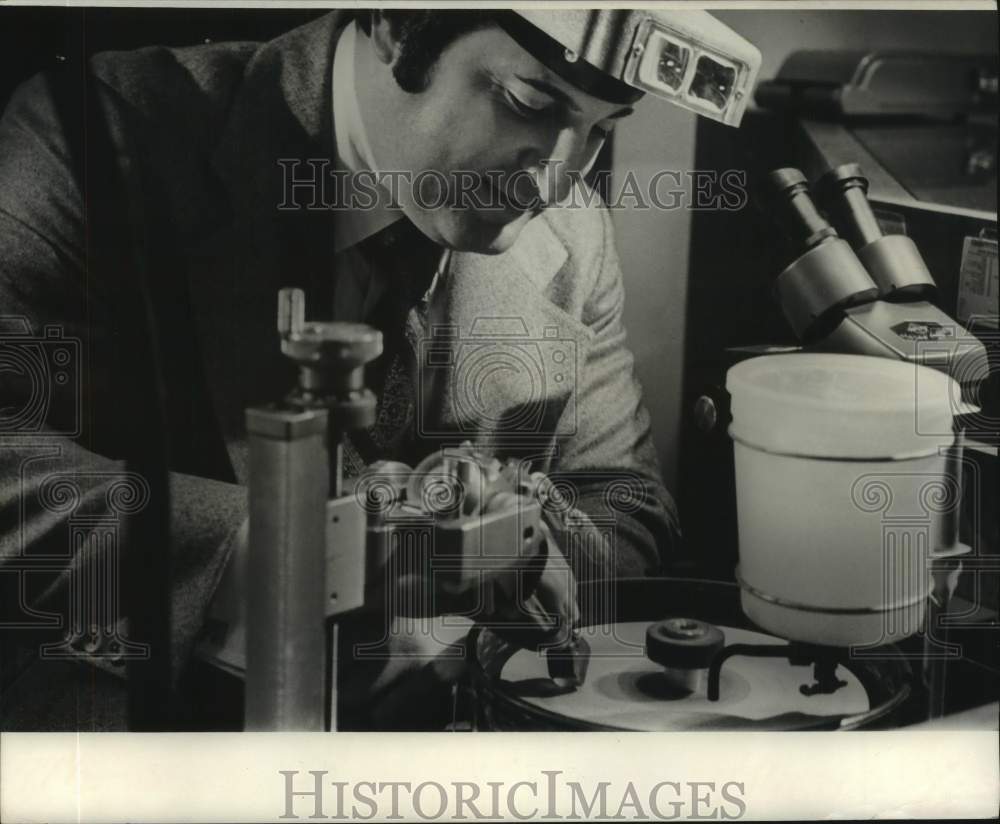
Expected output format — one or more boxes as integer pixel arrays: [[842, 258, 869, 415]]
[[368, 12, 399, 67]]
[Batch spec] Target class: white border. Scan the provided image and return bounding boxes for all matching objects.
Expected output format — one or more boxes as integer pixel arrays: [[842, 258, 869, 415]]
[[0, 1, 997, 10], [2, 731, 999, 821], [0, 2, 997, 822]]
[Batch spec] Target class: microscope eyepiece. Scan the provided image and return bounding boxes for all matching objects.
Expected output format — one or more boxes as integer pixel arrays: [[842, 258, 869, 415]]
[[762, 167, 838, 252], [815, 164, 884, 250], [815, 164, 938, 300], [763, 167, 880, 342]]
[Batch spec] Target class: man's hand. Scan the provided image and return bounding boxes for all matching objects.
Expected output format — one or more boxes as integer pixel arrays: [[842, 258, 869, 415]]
[[480, 520, 580, 650], [383, 517, 579, 649]]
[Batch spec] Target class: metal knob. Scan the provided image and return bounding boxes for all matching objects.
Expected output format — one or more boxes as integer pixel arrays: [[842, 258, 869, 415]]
[[646, 617, 725, 694], [276, 288, 383, 400], [693, 395, 719, 433], [277, 286, 305, 338], [692, 386, 731, 434], [279, 288, 381, 367], [281, 321, 382, 369]]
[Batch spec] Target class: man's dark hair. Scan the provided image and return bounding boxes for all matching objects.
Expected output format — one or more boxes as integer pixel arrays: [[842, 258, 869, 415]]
[[353, 10, 496, 93]]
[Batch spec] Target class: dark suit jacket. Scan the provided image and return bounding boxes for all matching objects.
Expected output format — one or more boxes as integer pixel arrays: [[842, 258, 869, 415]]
[[0, 12, 680, 729]]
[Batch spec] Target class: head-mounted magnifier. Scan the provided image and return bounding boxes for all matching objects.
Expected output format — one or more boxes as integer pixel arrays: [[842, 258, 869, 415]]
[[500, 10, 762, 127]]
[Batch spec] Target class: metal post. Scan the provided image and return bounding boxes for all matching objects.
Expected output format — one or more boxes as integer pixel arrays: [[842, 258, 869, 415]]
[[244, 406, 329, 731], [243, 288, 381, 732]]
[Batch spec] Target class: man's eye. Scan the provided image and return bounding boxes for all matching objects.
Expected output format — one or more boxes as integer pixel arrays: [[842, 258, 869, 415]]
[[503, 88, 548, 117]]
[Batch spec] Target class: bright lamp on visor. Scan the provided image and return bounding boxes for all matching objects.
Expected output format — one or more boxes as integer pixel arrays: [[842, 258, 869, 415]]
[[509, 10, 762, 127]]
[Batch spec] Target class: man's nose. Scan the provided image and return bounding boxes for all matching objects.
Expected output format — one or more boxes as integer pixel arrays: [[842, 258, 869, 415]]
[[517, 127, 593, 207]]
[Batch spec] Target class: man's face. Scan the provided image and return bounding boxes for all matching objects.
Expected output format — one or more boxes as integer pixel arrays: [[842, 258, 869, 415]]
[[362, 22, 636, 254]]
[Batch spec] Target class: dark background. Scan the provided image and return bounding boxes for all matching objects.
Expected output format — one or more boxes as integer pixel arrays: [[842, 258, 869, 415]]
[[0, 7, 328, 108]]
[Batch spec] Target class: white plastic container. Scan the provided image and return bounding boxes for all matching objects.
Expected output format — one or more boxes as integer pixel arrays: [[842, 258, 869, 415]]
[[726, 353, 960, 648]]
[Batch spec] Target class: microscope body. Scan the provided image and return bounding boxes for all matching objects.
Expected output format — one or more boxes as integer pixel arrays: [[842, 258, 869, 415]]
[[769, 165, 987, 387]]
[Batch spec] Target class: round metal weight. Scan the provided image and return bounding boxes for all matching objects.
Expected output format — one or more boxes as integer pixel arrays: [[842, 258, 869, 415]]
[[646, 617, 726, 669]]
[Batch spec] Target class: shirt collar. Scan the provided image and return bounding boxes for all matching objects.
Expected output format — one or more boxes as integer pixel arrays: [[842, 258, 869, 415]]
[[332, 21, 403, 253]]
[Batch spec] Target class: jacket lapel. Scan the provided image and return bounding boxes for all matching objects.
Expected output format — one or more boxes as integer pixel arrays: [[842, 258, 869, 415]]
[[420, 216, 590, 462]]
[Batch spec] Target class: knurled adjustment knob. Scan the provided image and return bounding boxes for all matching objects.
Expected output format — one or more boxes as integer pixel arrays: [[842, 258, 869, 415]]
[[281, 320, 383, 372], [279, 286, 381, 368], [277, 289, 383, 421]]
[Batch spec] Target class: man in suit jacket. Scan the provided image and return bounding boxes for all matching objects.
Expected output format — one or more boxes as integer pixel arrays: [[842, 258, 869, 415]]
[[0, 10, 683, 729]]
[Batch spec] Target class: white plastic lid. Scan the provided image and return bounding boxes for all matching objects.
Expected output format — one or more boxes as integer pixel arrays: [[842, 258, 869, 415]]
[[726, 353, 958, 459]]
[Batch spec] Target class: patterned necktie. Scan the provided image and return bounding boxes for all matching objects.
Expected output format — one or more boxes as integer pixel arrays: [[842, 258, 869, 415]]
[[340, 219, 442, 477]]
